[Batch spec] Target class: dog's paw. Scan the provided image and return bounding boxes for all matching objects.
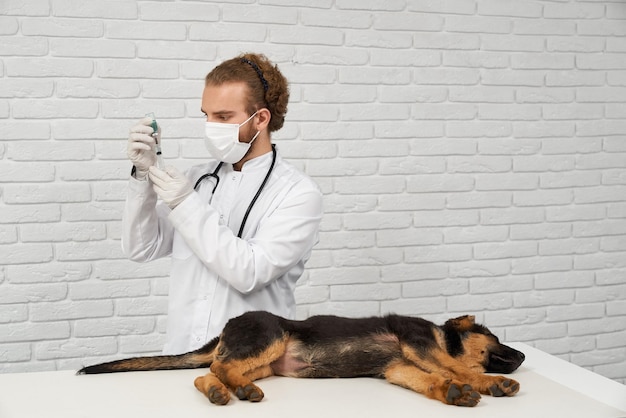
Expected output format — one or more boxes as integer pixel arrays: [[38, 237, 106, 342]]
[[445, 382, 481, 407], [487, 377, 520, 397], [235, 384, 264, 402], [208, 385, 231, 405], [194, 375, 231, 405]]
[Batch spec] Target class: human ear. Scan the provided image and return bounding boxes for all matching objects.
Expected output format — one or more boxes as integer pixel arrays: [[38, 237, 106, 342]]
[[255, 108, 271, 131]]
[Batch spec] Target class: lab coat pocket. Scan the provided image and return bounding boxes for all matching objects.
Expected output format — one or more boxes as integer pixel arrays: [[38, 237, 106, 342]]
[[171, 232, 194, 260]]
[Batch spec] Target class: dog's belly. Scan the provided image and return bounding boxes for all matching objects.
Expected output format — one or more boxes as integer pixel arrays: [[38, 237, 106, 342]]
[[270, 334, 401, 378]]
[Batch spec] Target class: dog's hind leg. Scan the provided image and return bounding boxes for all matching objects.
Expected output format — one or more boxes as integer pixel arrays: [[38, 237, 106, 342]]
[[384, 360, 481, 407], [194, 373, 231, 405], [193, 366, 274, 405], [209, 336, 288, 403]]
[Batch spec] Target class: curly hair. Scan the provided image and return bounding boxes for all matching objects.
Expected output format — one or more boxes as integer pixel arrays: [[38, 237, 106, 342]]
[[205, 53, 289, 133]]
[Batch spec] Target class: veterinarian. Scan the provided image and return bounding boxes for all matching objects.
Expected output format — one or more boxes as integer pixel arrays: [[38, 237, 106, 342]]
[[122, 53, 323, 355]]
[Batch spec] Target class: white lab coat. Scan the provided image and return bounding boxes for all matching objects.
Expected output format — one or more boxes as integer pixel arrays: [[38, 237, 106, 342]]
[[122, 150, 323, 355]]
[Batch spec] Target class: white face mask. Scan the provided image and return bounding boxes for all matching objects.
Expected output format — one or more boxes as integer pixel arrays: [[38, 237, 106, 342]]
[[204, 112, 260, 163]]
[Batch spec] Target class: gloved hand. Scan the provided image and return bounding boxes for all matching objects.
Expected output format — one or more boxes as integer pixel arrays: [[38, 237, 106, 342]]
[[127, 117, 160, 180], [148, 166, 194, 209]]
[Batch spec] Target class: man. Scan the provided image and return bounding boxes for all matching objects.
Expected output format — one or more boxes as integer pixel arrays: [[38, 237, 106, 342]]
[[123, 53, 323, 355]]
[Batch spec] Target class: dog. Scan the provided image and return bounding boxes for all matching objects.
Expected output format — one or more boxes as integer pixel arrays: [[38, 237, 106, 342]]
[[78, 311, 525, 407]]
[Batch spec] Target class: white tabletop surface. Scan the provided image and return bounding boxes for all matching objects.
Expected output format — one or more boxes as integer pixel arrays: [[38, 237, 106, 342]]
[[0, 343, 624, 418]]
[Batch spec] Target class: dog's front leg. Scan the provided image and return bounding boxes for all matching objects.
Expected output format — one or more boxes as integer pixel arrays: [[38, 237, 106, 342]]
[[384, 360, 481, 407], [429, 352, 520, 398]]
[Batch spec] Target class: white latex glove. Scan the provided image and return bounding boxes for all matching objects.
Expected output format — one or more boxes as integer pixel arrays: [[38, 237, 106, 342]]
[[127, 117, 160, 180], [148, 166, 194, 209]]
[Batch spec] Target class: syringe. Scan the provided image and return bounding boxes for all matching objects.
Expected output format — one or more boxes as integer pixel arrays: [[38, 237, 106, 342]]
[[146, 112, 165, 169]]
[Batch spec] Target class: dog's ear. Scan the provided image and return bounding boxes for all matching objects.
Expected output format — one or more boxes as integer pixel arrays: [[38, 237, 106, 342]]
[[446, 315, 476, 332]]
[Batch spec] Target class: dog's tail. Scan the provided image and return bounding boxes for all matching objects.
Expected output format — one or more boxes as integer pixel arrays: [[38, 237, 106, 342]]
[[77, 337, 218, 375]]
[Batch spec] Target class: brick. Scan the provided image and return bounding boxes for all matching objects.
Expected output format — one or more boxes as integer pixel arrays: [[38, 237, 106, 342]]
[[405, 244, 472, 264], [119, 333, 166, 354], [30, 300, 113, 322], [272, 26, 344, 46], [0, 17, 19, 34], [381, 297, 446, 316], [7, 141, 94, 161], [514, 189, 574, 207], [482, 70, 544, 87], [403, 278, 468, 298], [377, 228, 441, 247], [331, 283, 401, 301], [74, 317, 155, 337], [300, 8, 371, 29], [476, 173, 539, 191], [295, 285, 329, 305], [69, 280, 151, 300], [52, 38, 135, 58], [446, 191, 512, 209], [446, 15, 511, 34], [36, 337, 118, 360], [449, 260, 511, 278], [0, 343, 31, 362], [97, 59, 178, 79], [505, 322, 567, 342], [470, 275, 534, 295], [478, 0, 542, 18], [332, 248, 403, 267], [379, 194, 445, 211], [1, 322, 70, 343], [382, 263, 449, 282], [53, 0, 137, 19], [0, 79, 54, 98], [336, 0, 404, 11], [339, 67, 412, 85], [343, 212, 412, 231], [12, 99, 98, 119], [0, 37, 48, 56], [535, 271, 595, 290], [7, 262, 91, 284], [0, 244, 54, 265], [296, 46, 370, 66], [538, 238, 600, 256], [406, 174, 474, 193], [317, 231, 375, 250], [6, 58, 93, 77], [21, 222, 106, 243], [474, 241, 537, 260], [0, 304, 28, 323], [375, 49, 441, 68], [21, 17, 103, 37], [512, 255, 573, 274], [510, 223, 571, 240]]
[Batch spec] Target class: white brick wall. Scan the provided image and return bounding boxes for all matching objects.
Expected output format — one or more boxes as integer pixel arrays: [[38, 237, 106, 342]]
[[1, 0, 625, 385]]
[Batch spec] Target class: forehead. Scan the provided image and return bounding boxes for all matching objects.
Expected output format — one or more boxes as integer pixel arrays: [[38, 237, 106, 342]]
[[201, 81, 249, 113]]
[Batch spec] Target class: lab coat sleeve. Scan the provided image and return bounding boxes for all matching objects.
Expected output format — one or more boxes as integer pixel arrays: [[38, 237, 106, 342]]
[[121, 175, 175, 262], [168, 181, 323, 294]]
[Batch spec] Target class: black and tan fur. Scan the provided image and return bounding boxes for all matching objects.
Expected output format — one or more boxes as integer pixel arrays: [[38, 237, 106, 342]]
[[78, 311, 525, 407]]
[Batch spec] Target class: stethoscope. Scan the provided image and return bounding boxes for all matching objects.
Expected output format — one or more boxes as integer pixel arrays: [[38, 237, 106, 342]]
[[193, 145, 277, 238]]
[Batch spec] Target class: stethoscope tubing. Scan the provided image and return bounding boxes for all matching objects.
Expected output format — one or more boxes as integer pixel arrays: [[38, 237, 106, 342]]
[[193, 146, 277, 238]]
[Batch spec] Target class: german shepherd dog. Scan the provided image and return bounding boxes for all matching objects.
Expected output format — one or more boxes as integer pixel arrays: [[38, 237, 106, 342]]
[[78, 311, 525, 407]]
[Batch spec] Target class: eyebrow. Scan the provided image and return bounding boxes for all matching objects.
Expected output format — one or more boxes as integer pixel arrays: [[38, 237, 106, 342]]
[[200, 108, 236, 116]]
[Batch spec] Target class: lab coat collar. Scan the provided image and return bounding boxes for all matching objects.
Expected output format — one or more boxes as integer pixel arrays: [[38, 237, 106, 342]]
[[237, 149, 275, 173]]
